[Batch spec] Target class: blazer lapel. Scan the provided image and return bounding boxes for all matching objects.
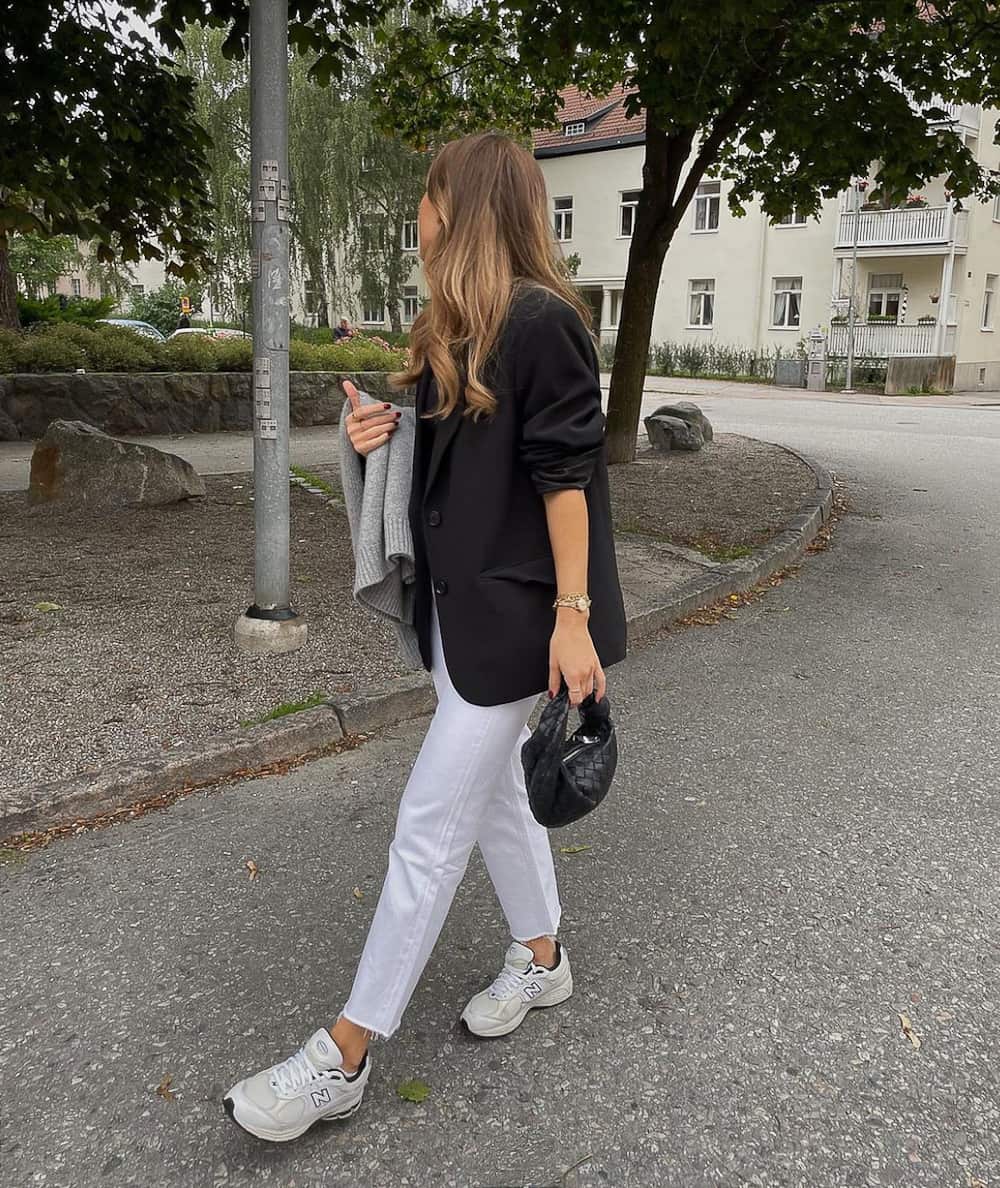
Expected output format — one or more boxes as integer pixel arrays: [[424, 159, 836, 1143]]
[[422, 371, 463, 498]]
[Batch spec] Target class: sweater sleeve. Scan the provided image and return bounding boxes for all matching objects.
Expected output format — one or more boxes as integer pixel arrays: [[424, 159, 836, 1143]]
[[513, 297, 605, 494]]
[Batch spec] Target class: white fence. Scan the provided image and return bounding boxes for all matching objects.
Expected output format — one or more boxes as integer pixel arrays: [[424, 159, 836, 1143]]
[[835, 205, 967, 250], [828, 322, 956, 359]]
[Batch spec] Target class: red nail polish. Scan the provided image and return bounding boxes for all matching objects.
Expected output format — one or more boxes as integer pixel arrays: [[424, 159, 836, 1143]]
[[548, 690, 554, 699], [383, 403, 391, 409]]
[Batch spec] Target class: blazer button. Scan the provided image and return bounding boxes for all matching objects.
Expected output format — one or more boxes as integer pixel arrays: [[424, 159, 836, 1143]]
[[433, 578, 448, 595], [427, 509, 441, 527]]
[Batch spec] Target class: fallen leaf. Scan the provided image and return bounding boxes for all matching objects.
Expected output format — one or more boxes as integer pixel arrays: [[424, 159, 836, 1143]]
[[155, 1074, 175, 1101], [245, 860, 259, 881], [396, 1078, 430, 1103], [898, 1012, 921, 1049], [352, 886, 363, 901], [33, 602, 62, 613], [966, 1173, 987, 1188], [559, 844, 592, 855]]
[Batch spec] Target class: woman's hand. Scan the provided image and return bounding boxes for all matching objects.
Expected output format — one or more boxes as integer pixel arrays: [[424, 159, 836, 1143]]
[[548, 610, 606, 706], [344, 379, 400, 457]]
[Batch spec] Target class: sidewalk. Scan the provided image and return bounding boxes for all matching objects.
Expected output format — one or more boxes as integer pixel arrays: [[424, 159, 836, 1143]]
[[1, 376, 995, 493], [1, 431, 831, 838]]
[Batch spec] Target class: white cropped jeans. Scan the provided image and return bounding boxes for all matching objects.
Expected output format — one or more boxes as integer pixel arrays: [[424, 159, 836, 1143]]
[[341, 588, 561, 1039]]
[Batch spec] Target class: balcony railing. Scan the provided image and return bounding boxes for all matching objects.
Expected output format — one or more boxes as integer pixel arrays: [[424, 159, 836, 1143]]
[[930, 101, 981, 134], [835, 205, 968, 250], [828, 322, 956, 359]]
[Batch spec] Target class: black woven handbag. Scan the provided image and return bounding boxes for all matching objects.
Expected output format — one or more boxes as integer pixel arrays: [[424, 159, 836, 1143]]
[[521, 685, 618, 828]]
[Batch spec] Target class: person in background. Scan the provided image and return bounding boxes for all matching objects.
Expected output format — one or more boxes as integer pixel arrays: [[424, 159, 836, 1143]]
[[334, 317, 354, 340]]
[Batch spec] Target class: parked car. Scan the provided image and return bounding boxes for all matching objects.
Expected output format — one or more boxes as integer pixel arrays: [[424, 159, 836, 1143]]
[[167, 326, 252, 341], [96, 318, 167, 343]]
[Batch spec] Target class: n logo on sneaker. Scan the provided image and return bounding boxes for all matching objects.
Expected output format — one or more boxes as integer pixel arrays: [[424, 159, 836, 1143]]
[[310, 1087, 332, 1109], [521, 981, 543, 1001]]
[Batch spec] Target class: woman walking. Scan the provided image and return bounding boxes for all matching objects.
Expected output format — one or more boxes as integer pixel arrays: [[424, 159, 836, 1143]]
[[224, 131, 627, 1142]]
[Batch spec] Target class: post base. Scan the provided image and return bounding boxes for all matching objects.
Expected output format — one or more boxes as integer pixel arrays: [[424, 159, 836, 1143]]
[[234, 609, 308, 654]]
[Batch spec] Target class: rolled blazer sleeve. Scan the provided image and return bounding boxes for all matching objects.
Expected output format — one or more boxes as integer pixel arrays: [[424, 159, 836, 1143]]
[[514, 298, 606, 494]]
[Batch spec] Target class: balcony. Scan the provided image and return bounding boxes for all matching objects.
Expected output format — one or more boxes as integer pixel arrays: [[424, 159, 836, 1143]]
[[828, 321, 956, 359], [834, 205, 968, 256], [928, 101, 981, 136]]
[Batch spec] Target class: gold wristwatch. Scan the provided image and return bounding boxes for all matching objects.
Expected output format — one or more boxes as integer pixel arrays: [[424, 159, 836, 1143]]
[[553, 592, 592, 612]]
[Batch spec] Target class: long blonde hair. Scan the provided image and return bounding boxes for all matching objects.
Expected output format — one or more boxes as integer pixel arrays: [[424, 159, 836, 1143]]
[[393, 131, 593, 420]]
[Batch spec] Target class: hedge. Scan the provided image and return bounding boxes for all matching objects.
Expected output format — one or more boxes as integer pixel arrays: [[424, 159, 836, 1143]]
[[0, 323, 408, 374]]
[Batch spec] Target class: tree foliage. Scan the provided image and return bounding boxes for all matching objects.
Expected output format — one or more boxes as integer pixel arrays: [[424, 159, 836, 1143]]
[[7, 234, 81, 298], [371, 0, 1000, 461]]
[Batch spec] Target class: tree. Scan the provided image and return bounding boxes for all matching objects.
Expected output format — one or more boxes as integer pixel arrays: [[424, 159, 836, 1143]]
[[181, 16, 427, 332], [7, 234, 80, 299], [371, 1, 1000, 462], [130, 281, 207, 335], [0, 0, 401, 330]]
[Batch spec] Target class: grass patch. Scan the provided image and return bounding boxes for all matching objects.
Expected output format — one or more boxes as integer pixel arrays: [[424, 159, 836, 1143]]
[[688, 539, 755, 563], [241, 691, 329, 727], [290, 466, 337, 496], [0, 847, 28, 868]]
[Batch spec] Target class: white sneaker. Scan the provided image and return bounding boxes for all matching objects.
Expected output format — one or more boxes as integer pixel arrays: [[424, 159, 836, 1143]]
[[223, 1027, 370, 1142], [460, 940, 573, 1038]]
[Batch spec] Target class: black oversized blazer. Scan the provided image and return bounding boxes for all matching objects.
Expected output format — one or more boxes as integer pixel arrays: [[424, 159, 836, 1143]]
[[407, 284, 627, 707]]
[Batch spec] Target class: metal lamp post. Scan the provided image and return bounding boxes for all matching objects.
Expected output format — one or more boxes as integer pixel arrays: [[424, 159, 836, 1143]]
[[234, 0, 307, 655]]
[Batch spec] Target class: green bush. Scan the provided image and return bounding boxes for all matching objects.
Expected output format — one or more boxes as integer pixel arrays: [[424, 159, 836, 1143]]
[[0, 324, 404, 374], [0, 329, 18, 373], [17, 294, 115, 328], [211, 337, 254, 371], [154, 334, 221, 373], [85, 326, 158, 371], [290, 324, 334, 344], [647, 339, 788, 381], [13, 334, 87, 372]]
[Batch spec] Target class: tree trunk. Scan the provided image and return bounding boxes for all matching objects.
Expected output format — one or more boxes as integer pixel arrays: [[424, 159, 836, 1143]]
[[0, 233, 19, 330], [604, 122, 690, 465], [604, 245, 668, 464]]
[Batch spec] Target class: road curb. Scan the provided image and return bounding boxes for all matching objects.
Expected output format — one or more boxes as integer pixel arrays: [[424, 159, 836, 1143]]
[[1, 448, 834, 842]]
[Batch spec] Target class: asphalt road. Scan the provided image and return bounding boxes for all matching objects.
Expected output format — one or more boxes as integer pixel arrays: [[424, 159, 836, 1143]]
[[2, 393, 999, 1188]]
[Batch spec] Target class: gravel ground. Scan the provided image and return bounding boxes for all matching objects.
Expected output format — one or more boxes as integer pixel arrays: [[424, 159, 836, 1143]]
[[0, 434, 812, 801], [608, 434, 816, 555]]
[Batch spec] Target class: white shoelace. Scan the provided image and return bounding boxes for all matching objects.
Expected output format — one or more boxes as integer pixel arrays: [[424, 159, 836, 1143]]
[[488, 964, 534, 1000], [270, 1047, 323, 1096]]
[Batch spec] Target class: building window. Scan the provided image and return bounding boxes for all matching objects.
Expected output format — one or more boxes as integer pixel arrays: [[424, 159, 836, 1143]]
[[401, 285, 419, 324], [693, 181, 721, 232], [46, 282, 57, 297], [71, 278, 82, 297], [362, 301, 384, 325], [772, 276, 802, 327], [553, 196, 573, 242], [609, 289, 624, 327], [564, 121, 586, 137], [402, 220, 419, 252], [619, 191, 640, 238], [982, 274, 996, 330], [130, 284, 145, 299], [776, 208, 807, 226], [994, 194, 1000, 222], [688, 279, 715, 328], [867, 272, 903, 320], [303, 279, 321, 315]]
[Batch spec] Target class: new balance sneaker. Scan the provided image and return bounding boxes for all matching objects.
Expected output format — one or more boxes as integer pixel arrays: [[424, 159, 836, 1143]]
[[223, 1028, 370, 1142], [460, 940, 573, 1038]]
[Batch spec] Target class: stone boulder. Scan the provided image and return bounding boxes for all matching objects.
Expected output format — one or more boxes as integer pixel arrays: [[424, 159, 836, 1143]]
[[644, 401, 714, 452], [29, 419, 206, 508]]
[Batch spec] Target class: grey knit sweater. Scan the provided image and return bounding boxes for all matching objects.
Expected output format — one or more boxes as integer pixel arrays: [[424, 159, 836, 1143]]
[[338, 390, 422, 668]]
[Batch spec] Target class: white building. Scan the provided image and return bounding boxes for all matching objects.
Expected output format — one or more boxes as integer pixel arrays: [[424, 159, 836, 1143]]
[[533, 85, 1000, 391]]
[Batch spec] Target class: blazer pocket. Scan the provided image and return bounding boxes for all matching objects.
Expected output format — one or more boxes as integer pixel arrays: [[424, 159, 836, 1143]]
[[479, 554, 557, 585]]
